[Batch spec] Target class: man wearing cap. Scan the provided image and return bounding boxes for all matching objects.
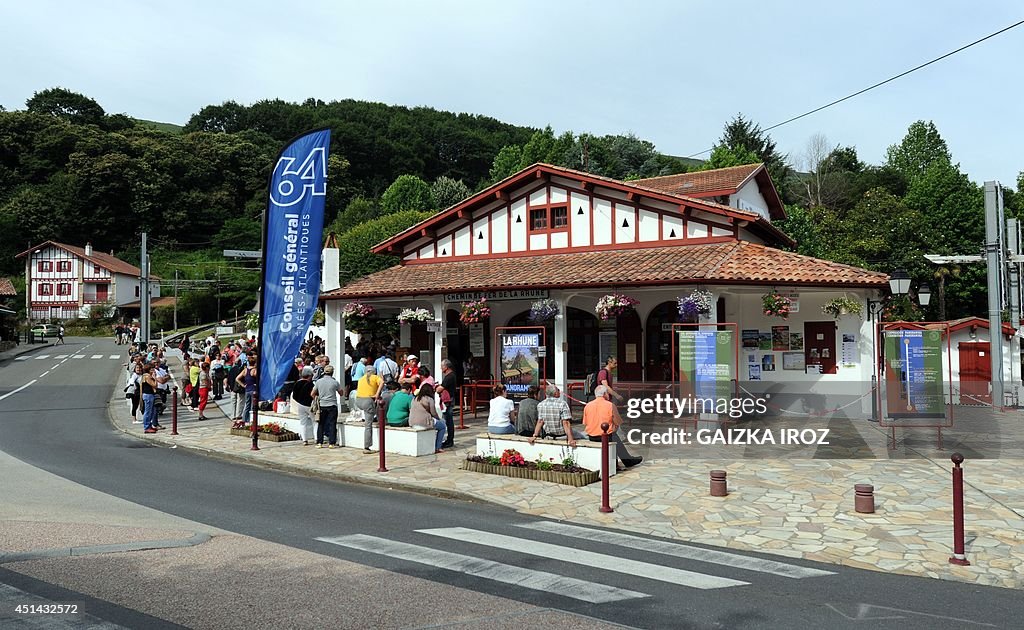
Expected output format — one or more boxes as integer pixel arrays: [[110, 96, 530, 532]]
[[355, 365, 384, 453], [312, 365, 342, 448], [398, 354, 420, 386]]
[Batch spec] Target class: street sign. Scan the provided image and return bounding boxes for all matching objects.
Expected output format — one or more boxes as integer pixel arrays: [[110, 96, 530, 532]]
[[223, 249, 262, 259]]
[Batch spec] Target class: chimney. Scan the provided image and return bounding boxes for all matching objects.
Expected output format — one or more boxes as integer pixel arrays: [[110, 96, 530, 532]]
[[85, 243, 93, 256], [321, 236, 340, 292]]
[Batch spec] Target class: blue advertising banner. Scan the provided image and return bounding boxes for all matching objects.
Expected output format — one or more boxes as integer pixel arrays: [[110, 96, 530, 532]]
[[259, 129, 330, 402]]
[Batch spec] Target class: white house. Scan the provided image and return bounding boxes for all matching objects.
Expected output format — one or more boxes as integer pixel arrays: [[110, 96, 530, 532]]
[[17, 241, 161, 321]]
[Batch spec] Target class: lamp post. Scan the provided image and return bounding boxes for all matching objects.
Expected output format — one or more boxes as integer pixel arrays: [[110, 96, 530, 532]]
[[868, 269, 912, 422]]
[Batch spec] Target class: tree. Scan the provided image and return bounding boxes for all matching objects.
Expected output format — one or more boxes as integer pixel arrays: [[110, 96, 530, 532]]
[[325, 197, 381, 236], [26, 88, 105, 126], [697, 145, 761, 172], [884, 121, 951, 185], [380, 174, 432, 214], [487, 145, 523, 184], [337, 210, 433, 283], [430, 176, 471, 210], [713, 114, 790, 192]]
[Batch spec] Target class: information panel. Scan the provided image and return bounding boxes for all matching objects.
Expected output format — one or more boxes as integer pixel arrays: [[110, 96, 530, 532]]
[[677, 329, 736, 400], [497, 328, 543, 401], [882, 329, 945, 419]]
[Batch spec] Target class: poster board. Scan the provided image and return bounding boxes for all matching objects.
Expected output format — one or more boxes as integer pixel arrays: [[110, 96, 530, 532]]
[[880, 325, 952, 427], [494, 326, 545, 402], [673, 323, 738, 402]]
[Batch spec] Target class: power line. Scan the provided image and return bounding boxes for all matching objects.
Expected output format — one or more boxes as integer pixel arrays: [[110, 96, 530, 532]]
[[685, 18, 1024, 158]]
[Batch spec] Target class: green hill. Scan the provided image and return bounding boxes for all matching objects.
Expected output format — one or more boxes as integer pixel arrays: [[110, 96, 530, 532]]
[[135, 118, 184, 133]]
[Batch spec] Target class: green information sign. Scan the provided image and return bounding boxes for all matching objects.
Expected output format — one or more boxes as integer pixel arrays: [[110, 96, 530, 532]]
[[882, 329, 945, 420], [678, 329, 735, 399]]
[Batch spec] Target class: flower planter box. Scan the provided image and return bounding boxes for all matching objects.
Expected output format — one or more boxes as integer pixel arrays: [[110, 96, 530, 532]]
[[229, 428, 300, 442], [462, 459, 599, 487]]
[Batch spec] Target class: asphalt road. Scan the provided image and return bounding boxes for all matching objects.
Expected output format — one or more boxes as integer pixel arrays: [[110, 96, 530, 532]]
[[0, 338, 1021, 629]]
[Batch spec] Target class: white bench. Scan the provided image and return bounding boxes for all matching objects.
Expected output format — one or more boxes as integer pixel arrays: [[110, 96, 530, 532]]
[[341, 421, 436, 457], [475, 433, 616, 477]]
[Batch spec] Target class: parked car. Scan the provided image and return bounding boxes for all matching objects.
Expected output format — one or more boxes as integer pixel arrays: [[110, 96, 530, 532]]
[[30, 323, 60, 338]]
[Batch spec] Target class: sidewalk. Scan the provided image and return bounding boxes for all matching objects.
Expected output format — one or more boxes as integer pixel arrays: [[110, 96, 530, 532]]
[[108, 365, 1024, 590]]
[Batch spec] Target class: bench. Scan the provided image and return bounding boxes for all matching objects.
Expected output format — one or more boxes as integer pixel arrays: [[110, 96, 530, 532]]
[[341, 421, 436, 457], [475, 433, 616, 477]]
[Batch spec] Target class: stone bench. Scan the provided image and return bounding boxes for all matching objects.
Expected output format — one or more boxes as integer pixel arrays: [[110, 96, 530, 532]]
[[474, 433, 616, 477], [341, 420, 436, 457]]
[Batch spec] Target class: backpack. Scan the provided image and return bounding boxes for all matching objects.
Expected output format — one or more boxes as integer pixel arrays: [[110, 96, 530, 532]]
[[226, 364, 244, 393], [586, 368, 608, 398]]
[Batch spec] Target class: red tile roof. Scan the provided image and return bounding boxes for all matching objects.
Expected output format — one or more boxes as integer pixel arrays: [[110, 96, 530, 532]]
[[15, 241, 159, 279], [630, 163, 762, 196], [324, 241, 887, 300], [0, 278, 16, 296]]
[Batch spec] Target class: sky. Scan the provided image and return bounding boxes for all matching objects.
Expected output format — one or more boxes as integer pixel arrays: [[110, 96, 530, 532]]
[[3, 1, 1022, 187]]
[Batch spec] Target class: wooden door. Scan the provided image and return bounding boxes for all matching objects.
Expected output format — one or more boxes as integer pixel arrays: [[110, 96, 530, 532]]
[[804, 321, 837, 375], [616, 310, 643, 381], [96, 283, 108, 301], [958, 342, 991, 404]]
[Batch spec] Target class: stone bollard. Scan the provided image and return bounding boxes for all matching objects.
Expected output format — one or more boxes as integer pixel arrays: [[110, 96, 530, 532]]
[[854, 484, 875, 514], [710, 470, 728, 497]]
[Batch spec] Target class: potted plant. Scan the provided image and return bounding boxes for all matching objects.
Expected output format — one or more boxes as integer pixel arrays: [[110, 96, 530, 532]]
[[462, 448, 599, 487], [229, 420, 300, 442], [762, 290, 792, 319], [528, 297, 560, 323], [677, 289, 713, 321], [460, 298, 491, 325], [822, 296, 863, 319], [595, 293, 640, 320], [341, 301, 375, 331], [397, 307, 432, 324]]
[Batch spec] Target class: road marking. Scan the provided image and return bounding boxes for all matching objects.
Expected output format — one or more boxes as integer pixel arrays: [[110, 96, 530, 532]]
[[517, 522, 835, 579], [13, 357, 28, 361], [54, 354, 68, 359], [72, 354, 85, 359], [40, 371, 49, 377], [90, 354, 103, 359], [33, 355, 51, 360], [0, 380, 37, 402], [417, 527, 749, 590], [316, 534, 649, 603], [825, 603, 997, 626], [109, 355, 120, 359]]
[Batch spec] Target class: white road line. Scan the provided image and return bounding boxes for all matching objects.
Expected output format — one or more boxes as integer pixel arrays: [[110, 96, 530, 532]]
[[417, 527, 749, 590], [516, 522, 835, 579], [72, 354, 85, 359], [316, 534, 649, 604], [40, 371, 49, 377], [109, 355, 120, 359], [54, 355, 68, 359], [33, 355, 51, 360], [13, 357, 28, 361], [0, 380, 37, 402], [90, 354, 103, 359]]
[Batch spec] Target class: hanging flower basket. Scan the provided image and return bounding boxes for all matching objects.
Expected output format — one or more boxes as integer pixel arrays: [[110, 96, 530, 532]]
[[397, 307, 432, 324], [341, 301, 375, 331], [762, 290, 792, 319], [822, 296, 863, 319], [460, 298, 491, 325], [595, 293, 639, 320], [677, 289, 712, 321], [528, 298, 559, 323]]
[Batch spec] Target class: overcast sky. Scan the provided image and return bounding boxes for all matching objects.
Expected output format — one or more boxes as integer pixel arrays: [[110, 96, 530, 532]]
[[3, 1, 1022, 186]]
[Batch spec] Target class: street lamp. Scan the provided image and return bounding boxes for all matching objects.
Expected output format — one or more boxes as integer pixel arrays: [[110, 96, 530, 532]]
[[918, 283, 932, 307], [889, 269, 911, 296]]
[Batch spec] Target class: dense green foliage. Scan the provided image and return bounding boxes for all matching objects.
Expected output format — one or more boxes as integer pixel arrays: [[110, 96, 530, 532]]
[[1, 88, 1021, 325]]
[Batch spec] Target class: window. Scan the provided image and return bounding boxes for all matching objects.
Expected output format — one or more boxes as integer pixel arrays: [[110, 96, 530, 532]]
[[57, 283, 72, 296], [528, 205, 569, 232], [39, 283, 53, 296], [37, 261, 52, 272], [93, 263, 103, 275], [552, 206, 568, 228], [135, 286, 140, 297], [530, 208, 548, 230], [57, 260, 71, 272]]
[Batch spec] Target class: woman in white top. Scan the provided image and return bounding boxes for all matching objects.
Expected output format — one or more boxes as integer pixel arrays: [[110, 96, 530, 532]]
[[486, 384, 517, 434], [125, 364, 143, 423]]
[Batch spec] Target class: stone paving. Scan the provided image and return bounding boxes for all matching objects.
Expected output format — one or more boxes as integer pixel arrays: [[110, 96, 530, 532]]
[[112, 361, 1024, 590]]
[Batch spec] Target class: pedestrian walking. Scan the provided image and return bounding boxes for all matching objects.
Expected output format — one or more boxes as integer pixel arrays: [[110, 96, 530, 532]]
[[312, 365, 342, 448]]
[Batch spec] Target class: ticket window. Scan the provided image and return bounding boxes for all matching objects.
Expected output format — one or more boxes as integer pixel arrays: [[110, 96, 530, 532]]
[[805, 322, 837, 374]]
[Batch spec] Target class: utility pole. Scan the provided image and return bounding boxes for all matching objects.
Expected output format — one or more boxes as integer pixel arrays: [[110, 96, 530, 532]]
[[217, 267, 222, 322], [140, 232, 149, 347], [173, 269, 178, 331], [984, 181, 1004, 407], [1007, 218, 1020, 406]]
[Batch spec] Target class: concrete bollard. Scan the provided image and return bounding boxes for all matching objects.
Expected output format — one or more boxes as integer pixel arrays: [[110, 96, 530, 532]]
[[854, 484, 875, 513], [710, 470, 728, 497]]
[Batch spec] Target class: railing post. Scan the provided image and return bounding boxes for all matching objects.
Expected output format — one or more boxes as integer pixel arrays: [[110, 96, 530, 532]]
[[458, 386, 466, 430], [377, 403, 388, 473], [250, 393, 260, 451], [170, 386, 179, 435], [599, 422, 613, 513], [949, 452, 970, 566]]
